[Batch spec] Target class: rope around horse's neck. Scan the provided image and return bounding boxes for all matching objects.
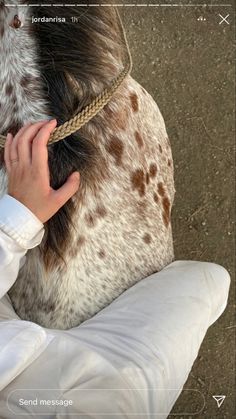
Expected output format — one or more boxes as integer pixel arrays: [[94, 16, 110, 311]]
[[0, 9, 132, 148]]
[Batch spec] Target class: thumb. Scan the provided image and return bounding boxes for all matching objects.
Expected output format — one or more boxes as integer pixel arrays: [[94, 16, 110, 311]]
[[53, 172, 80, 207]]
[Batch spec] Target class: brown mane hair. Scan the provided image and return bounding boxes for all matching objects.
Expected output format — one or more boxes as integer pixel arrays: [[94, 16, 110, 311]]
[[30, 0, 126, 270]]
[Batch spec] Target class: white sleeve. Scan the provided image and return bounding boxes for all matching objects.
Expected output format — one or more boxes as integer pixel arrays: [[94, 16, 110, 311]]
[[0, 194, 45, 299]]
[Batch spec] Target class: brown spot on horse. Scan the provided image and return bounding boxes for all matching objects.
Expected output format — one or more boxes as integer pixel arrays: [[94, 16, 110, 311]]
[[85, 213, 95, 228], [153, 192, 159, 203], [158, 182, 165, 197], [130, 93, 139, 112], [159, 144, 162, 153], [96, 205, 107, 218], [143, 233, 152, 244], [149, 163, 157, 178], [98, 250, 105, 259], [131, 169, 145, 197], [106, 136, 124, 166], [162, 196, 171, 227]]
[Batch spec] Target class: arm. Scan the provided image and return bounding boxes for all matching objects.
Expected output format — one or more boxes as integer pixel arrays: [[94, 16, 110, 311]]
[[0, 119, 80, 299], [0, 195, 44, 299]]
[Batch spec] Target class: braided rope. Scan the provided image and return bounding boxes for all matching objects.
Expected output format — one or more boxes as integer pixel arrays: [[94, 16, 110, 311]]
[[0, 8, 132, 148]]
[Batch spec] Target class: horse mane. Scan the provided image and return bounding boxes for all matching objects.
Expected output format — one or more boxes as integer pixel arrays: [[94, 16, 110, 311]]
[[30, 1, 126, 270]]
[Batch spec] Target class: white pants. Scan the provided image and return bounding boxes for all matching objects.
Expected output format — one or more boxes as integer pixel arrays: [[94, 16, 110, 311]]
[[0, 261, 230, 419]]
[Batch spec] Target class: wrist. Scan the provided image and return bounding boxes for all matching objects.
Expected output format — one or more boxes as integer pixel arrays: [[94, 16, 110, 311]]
[[0, 194, 45, 249]]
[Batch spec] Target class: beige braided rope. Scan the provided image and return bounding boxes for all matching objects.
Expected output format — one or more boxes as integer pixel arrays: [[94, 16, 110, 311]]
[[0, 8, 132, 148]]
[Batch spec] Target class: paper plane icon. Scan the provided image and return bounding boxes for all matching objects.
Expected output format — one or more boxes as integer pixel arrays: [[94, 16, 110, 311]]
[[212, 395, 226, 408]]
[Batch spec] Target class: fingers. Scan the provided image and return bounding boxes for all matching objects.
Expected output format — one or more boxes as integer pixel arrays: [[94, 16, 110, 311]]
[[31, 119, 57, 172], [11, 120, 50, 165], [17, 120, 50, 165], [9, 121, 36, 161], [4, 120, 81, 223], [53, 172, 80, 209]]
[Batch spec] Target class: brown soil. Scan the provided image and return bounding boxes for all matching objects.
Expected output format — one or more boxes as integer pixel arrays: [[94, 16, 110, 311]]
[[122, 3, 235, 418]]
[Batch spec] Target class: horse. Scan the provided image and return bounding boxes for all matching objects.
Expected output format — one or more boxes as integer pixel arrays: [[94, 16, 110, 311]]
[[0, 0, 175, 329]]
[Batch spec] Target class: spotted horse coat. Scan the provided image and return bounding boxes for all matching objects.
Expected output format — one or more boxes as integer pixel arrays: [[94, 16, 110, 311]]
[[0, 1, 175, 329]]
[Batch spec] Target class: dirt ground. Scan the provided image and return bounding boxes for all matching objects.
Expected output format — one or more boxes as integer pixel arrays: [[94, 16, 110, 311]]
[[122, 3, 235, 418]]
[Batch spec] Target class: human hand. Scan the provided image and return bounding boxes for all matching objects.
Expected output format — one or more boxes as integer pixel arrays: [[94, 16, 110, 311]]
[[4, 119, 80, 223]]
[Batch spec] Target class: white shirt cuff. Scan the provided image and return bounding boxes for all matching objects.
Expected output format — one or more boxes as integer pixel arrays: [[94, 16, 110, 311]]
[[0, 194, 45, 249]]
